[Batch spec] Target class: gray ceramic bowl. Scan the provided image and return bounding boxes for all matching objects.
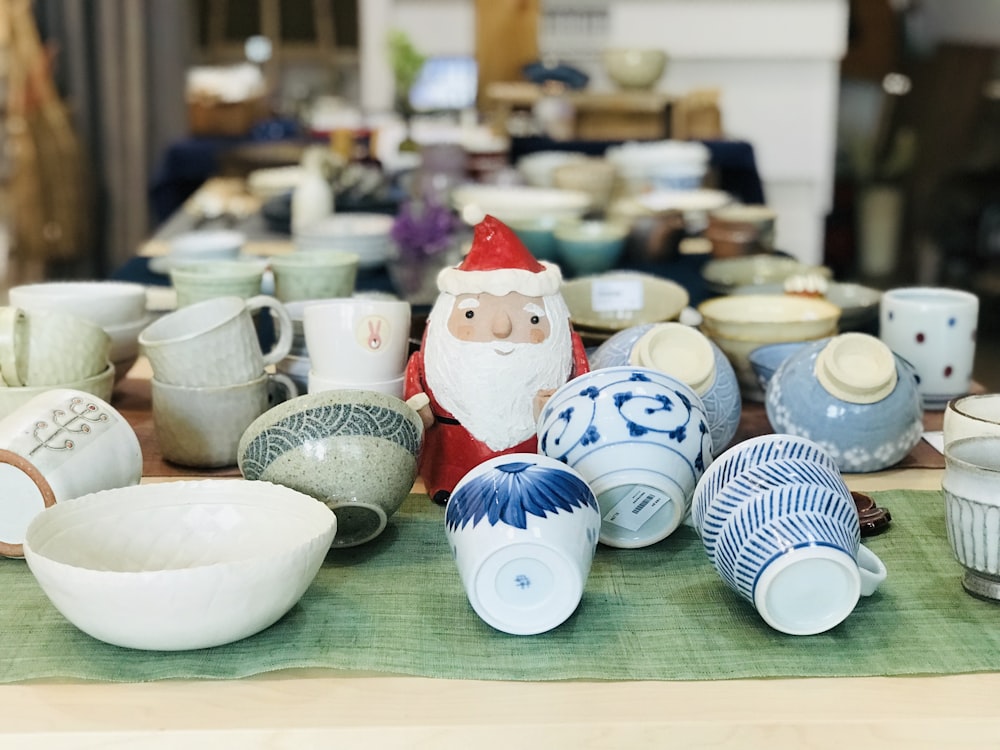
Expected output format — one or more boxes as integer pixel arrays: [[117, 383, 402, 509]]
[[237, 389, 424, 547]]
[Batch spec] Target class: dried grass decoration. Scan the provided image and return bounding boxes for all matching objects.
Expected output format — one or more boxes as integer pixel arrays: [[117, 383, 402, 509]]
[[2, 0, 90, 262]]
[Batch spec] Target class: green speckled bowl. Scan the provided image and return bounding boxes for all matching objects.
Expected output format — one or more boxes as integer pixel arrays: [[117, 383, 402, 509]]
[[237, 389, 424, 547]]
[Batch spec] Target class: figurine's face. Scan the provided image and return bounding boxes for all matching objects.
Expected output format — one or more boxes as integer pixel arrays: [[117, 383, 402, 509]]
[[447, 292, 552, 346]]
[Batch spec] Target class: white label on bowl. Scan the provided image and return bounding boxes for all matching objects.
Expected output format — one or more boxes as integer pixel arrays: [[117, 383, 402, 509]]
[[591, 279, 643, 312], [603, 487, 668, 531]]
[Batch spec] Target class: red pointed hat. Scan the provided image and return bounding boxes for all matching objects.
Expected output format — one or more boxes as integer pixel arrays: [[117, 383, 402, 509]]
[[437, 214, 562, 297]]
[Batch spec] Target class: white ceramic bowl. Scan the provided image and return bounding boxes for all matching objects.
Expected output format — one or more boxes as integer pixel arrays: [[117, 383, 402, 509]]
[[944, 394, 1000, 447], [0, 362, 115, 419], [293, 213, 394, 269], [8, 281, 148, 328], [602, 48, 668, 90], [516, 150, 589, 188], [451, 184, 591, 225], [22, 479, 336, 651], [732, 281, 882, 332], [701, 256, 833, 295], [561, 271, 689, 332], [104, 314, 156, 378], [698, 294, 841, 343]]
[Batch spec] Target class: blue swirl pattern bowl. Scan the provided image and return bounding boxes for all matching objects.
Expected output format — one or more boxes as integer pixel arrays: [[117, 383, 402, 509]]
[[537, 366, 712, 548]]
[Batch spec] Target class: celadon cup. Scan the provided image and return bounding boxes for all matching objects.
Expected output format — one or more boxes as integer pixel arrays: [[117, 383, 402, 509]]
[[170, 260, 265, 307], [269, 250, 359, 302]]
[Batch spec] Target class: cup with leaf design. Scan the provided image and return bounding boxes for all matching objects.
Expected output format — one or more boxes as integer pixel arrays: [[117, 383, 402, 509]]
[[0, 388, 142, 558]]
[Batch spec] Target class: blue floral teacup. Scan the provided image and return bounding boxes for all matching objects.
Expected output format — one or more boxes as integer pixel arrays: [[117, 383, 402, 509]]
[[445, 453, 601, 636]]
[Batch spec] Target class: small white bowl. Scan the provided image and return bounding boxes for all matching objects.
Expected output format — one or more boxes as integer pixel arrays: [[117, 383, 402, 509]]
[[307, 369, 405, 399], [451, 184, 591, 225], [9, 281, 148, 328], [561, 271, 689, 332], [23, 479, 337, 651]]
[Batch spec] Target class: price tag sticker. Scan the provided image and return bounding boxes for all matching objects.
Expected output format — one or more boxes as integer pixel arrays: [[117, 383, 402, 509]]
[[590, 279, 644, 313], [603, 487, 669, 532]]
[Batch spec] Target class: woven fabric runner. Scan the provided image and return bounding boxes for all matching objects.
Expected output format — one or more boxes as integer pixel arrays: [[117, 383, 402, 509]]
[[1, 488, 995, 684]]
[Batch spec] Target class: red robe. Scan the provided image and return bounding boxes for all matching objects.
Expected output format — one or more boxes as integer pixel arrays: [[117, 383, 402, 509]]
[[404, 328, 590, 501]]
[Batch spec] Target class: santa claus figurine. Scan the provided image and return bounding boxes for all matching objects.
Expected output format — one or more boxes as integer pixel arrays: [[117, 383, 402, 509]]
[[404, 214, 590, 505]]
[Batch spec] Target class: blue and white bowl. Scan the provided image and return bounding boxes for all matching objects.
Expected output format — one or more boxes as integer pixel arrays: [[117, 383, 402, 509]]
[[445, 453, 601, 636], [591, 323, 742, 453], [765, 335, 924, 473], [691, 434, 839, 537], [537, 366, 712, 548], [699, 457, 851, 563], [709, 481, 885, 636]]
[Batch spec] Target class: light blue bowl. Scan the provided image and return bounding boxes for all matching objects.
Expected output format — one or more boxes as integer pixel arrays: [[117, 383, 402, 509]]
[[765, 338, 924, 473], [748, 341, 812, 395], [509, 216, 560, 263], [554, 220, 628, 277]]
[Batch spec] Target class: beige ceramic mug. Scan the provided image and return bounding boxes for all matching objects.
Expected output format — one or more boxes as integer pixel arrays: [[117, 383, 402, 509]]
[[152, 371, 298, 468], [138, 295, 293, 387]]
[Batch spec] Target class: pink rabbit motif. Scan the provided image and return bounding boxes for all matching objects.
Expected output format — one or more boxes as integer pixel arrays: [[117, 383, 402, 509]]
[[366, 318, 383, 351]]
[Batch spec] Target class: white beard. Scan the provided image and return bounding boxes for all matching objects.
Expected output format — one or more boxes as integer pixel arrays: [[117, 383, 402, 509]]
[[423, 293, 575, 451]]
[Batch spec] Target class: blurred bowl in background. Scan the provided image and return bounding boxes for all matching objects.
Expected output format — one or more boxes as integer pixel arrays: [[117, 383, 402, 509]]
[[602, 48, 668, 90], [554, 219, 629, 277]]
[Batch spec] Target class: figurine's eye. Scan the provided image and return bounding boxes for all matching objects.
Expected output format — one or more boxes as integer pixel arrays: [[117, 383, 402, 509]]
[[530, 315, 540, 325], [465, 310, 475, 319]]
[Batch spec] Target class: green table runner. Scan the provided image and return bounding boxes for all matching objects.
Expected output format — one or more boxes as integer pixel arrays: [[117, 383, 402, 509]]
[[0, 489, 995, 684]]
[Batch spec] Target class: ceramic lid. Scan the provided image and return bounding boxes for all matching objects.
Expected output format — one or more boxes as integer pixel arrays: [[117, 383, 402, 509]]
[[814, 333, 897, 404]]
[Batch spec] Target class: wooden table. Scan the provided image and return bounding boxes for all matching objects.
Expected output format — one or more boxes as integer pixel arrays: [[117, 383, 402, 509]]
[[3, 363, 997, 749]]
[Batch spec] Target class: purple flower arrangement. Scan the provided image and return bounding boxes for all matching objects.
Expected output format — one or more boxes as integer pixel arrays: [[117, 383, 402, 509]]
[[390, 199, 462, 262]]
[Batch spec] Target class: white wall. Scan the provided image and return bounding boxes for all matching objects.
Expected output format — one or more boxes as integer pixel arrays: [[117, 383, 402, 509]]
[[360, 0, 849, 266]]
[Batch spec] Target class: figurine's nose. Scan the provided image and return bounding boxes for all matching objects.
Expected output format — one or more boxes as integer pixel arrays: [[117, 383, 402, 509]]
[[491, 310, 513, 339]]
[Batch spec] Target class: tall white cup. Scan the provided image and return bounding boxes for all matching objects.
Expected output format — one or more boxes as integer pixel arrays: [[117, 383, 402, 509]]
[[879, 287, 979, 410]]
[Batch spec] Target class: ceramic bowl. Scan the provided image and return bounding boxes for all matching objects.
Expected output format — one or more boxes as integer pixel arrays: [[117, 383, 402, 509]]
[[554, 219, 629, 276], [698, 294, 841, 343], [942, 436, 1000, 599], [701, 256, 833, 295], [747, 340, 811, 394], [732, 281, 882, 332], [0, 362, 115, 419], [307, 370, 404, 399], [537, 366, 712, 548], [507, 216, 561, 263], [765, 335, 924, 473], [602, 48, 668, 90], [22, 479, 336, 651], [450, 184, 591, 225], [690, 434, 840, 534], [293, 213, 394, 269], [561, 271, 689, 333], [516, 150, 589, 188], [169, 229, 246, 264], [8, 281, 148, 328], [629, 323, 742, 453], [237, 389, 424, 548], [944, 394, 1000, 447], [551, 158, 618, 211]]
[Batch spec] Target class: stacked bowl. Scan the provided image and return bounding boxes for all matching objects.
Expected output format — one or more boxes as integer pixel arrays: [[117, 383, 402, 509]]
[[698, 293, 841, 401], [691, 434, 887, 636], [294, 213, 395, 269]]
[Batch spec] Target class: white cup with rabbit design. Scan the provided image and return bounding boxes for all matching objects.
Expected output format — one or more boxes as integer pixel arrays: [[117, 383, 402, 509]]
[[302, 298, 411, 383]]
